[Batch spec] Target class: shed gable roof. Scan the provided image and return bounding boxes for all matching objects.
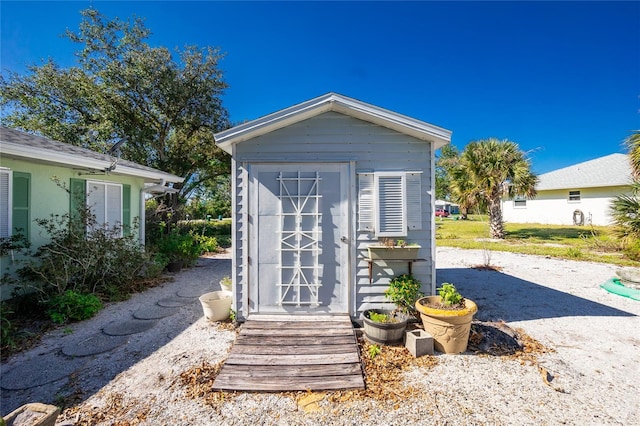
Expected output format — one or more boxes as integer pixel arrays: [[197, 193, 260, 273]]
[[215, 92, 452, 153], [0, 127, 183, 183], [537, 153, 631, 191]]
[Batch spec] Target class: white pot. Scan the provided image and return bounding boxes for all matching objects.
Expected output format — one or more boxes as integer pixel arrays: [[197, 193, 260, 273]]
[[199, 291, 232, 321]]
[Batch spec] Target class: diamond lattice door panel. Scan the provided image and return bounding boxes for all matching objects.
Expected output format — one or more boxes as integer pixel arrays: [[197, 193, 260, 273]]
[[251, 164, 349, 314]]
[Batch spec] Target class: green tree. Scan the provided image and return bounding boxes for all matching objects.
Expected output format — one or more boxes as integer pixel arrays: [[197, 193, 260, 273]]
[[610, 130, 640, 242], [435, 144, 459, 201], [0, 8, 230, 200], [455, 138, 538, 238]]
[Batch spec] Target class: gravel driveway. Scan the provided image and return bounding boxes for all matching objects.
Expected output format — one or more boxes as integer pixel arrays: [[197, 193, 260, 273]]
[[1, 247, 639, 425]]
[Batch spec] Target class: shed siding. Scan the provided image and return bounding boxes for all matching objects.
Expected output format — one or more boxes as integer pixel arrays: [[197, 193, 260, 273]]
[[502, 185, 630, 226], [232, 112, 435, 319]]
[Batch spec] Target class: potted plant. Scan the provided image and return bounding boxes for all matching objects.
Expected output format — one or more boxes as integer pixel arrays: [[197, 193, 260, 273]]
[[220, 276, 232, 292], [384, 273, 424, 319], [199, 290, 233, 321], [415, 283, 478, 354], [362, 309, 408, 345], [367, 238, 421, 261]]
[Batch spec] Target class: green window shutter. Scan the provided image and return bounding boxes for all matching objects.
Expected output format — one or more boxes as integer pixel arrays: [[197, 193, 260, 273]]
[[12, 172, 31, 240], [70, 178, 86, 235], [122, 184, 131, 236]]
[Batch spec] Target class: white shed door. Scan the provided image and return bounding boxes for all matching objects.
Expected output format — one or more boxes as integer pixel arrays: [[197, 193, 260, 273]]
[[250, 163, 349, 314]]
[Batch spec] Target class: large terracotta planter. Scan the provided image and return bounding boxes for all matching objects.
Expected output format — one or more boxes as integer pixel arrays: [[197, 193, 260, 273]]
[[199, 291, 232, 321], [415, 296, 478, 354], [362, 309, 408, 345]]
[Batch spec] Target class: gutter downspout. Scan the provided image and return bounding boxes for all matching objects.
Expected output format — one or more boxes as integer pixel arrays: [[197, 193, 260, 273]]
[[140, 179, 167, 245]]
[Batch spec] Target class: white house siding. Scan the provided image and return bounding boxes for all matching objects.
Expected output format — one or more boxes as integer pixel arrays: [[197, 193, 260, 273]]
[[502, 185, 630, 226], [231, 111, 434, 319]]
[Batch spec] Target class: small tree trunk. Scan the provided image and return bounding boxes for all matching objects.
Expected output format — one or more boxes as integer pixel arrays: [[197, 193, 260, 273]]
[[488, 197, 504, 239]]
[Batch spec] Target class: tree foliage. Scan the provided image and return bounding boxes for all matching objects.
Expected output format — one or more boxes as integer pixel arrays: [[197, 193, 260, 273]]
[[435, 144, 459, 201], [452, 138, 538, 239], [610, 131, 640, 243], [0, 8, 231, 199]]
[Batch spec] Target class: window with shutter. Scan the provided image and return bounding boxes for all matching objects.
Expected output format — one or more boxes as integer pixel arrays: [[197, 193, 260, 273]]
[[86, 180, 123, 237], [358, 173, 374, 231], [0, 169, 11, 238], [358, 171, 423, 237], [12, 172, 31, 239]]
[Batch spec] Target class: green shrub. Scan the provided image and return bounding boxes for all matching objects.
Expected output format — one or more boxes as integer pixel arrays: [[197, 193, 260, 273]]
[[144, 252, 170, 278], [1, 304, 15, 349], [385, 274, 424, 316], [46, 291, 102, 324], [193, 234, 219, 253], [156, 232, 201, 266]]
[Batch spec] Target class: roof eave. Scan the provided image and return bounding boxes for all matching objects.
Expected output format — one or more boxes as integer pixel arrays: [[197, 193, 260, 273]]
[[1, 142, 183, 183], [215, 93, 452, 153]]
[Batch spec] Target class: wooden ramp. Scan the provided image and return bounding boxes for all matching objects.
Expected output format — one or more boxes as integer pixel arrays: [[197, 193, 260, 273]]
[[213, 315, 365, 391]]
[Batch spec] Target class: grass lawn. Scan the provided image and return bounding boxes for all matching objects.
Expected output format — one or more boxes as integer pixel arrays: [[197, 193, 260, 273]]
[[435, 215, 638, 266]]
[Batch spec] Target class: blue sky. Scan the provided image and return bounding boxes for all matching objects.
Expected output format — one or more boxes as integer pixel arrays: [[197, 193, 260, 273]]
[[2, 1, 639, 174]]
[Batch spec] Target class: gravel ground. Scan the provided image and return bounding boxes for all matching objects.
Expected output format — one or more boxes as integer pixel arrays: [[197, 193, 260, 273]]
[[2, 247, 639, 425]]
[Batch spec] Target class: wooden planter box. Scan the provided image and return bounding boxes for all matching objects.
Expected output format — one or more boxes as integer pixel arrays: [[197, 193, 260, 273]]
[[367, 245, 421, 261]]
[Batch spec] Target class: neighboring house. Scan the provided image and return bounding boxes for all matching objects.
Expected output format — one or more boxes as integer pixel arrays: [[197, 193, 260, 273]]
[[0, 127, 183, 298], [502, 153, 632, 226], [435, 199, 460, 215], [215, 93, 451, 321]]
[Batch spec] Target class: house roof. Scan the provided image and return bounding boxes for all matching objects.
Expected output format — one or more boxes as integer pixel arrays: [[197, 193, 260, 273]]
[[214, 92, 452, 153], [537, 153, 631, 191], [0, 127, 183, 184]]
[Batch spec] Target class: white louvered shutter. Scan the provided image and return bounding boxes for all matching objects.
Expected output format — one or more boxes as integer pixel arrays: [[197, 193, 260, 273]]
[[376, 174, 406, 237], [358, 173, 374, 231], [0, 170, 11, 238], [106, 184, 122, 232], [406, 172, 422, 230]]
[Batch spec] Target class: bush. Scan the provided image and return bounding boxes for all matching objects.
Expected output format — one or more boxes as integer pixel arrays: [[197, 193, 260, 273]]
[[193, 234, 219, 253], [176, 219, 232, 240], [46, 290, 102, 324], [156, 232, 201, 267], [16, 192, 148, 299], [385, 274, 424, 316]]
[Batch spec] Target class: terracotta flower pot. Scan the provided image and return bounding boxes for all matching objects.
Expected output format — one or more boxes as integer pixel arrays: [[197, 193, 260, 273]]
[[415, 296, 477, 354], [362, 309, 408, 345]]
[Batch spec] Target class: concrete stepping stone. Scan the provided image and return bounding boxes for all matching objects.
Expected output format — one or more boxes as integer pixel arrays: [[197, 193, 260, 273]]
[[157, 296, 194, 307], [103, 318, 157, 336], [133, 305, 179, 320], [176, 287, 206, 299], [1, 352, 81, 390], [61, 334, 129, 357]]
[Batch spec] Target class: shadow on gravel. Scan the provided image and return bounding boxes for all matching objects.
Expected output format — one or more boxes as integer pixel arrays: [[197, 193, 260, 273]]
[[0, 257, 232, 415], [437, 267, 636, 322]]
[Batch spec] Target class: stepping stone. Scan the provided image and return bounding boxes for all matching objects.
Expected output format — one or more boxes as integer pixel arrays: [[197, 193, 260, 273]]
[[176, 287, 205, 299], [62, 334, 129, 357], [157, 296, 194, 307], [1, 352, 81, 390], [103, 319, 157, 336], [133, 305, 179, 320]]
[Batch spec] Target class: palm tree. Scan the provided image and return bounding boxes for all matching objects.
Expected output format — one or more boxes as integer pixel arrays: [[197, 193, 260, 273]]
[[610, 130, 640, 241], [455, 138, 538, 239], [625, 130, 640, 179]]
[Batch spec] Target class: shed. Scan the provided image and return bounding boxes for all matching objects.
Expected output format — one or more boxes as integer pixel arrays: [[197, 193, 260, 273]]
[[215, 93, 451, 320], [502, 153, 632, 226]]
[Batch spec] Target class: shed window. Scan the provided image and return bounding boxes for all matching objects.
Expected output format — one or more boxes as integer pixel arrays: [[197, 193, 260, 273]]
[[358, 171, 422, 237], [513, 195, 527, 208], [569, 190, 581, 202]]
